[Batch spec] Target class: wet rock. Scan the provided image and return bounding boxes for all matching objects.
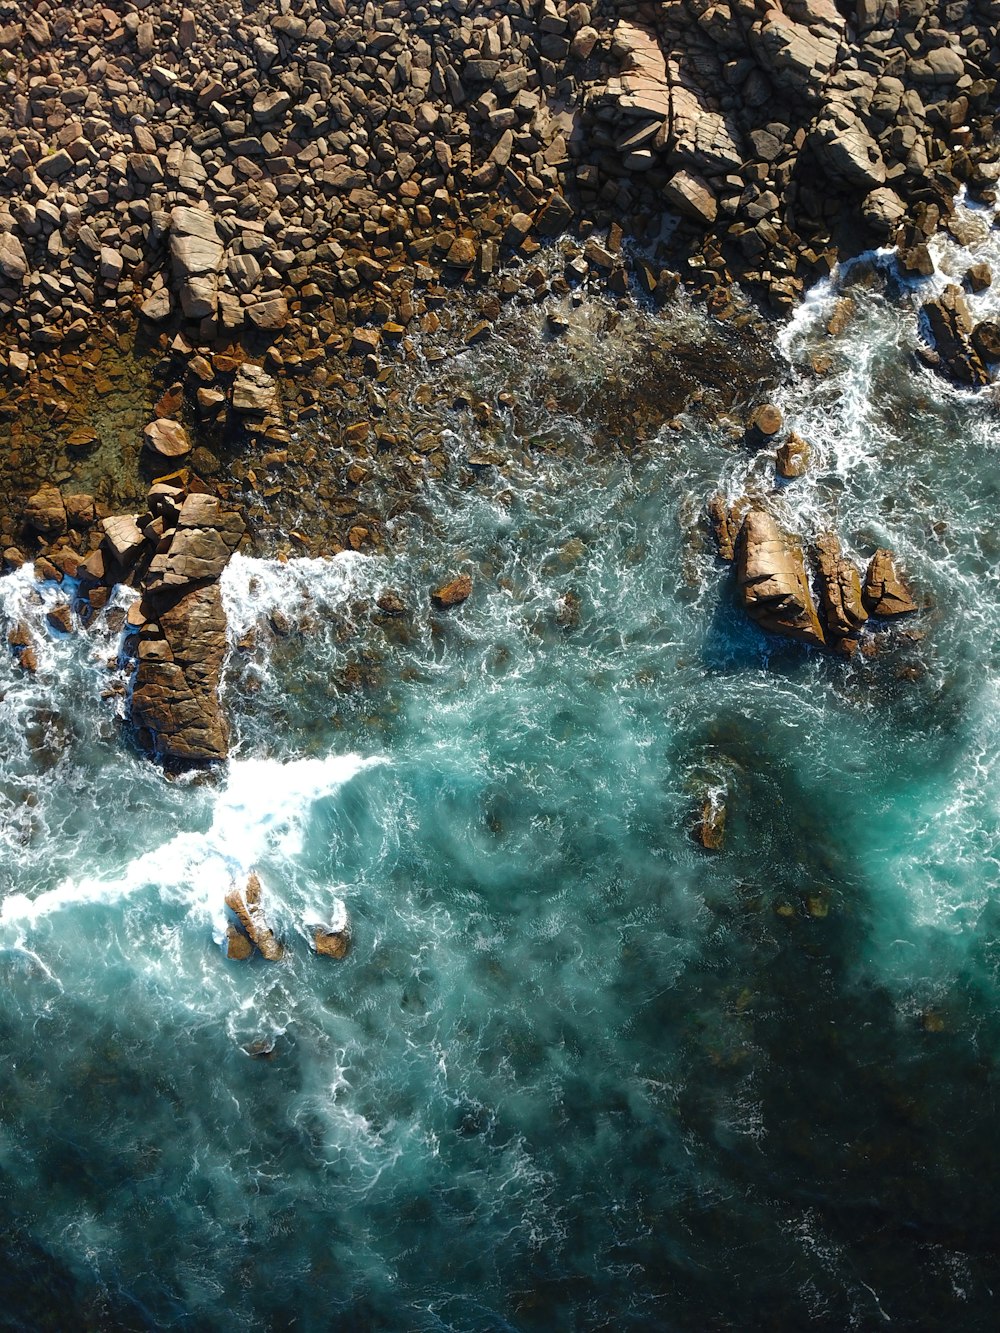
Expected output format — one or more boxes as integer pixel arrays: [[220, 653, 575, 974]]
[[376, 591, 407, 616], [748, 403, 782, 439], [862, 549, 917, 616], [972, 321, 1000, 363], [707, 494, 744, 563], [144, 419, 192, 459], [224, 872, 284, 961], [812, 533, 868, 650], [46, 603, 74, 635], [131, 582, 231, 762], [776, 433, 810, 479], [314, 900, 351, 958], [966, 263, 992, 294], [226, 926, 255, 961], [693, 792, 726, 852], [735, 510, 825, 648], [921, 286, 989, 387], [432, 574, 473, 608]]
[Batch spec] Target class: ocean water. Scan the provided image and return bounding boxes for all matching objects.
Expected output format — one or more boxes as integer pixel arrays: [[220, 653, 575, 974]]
[[2, 214, 1000, 1330]]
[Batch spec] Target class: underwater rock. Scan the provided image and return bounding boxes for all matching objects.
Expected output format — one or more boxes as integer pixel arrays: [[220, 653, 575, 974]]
[[693, 793, 726, 852], [224, 872, 284, 962], [431, 574, 473, 607], [863, 548, 917, 616], [812, 533, 868, 649], [735, 510, 826, 648]]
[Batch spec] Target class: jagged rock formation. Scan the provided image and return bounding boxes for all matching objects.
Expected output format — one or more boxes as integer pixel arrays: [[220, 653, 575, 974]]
[[225, 872, 284, 961], [863, 547, 918, 614], [735, 508, 826, 647], [812, 532, 868, 652]]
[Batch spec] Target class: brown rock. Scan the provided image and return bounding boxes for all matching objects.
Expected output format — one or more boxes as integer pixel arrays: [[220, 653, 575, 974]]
[[314, 927, 351, 959], [921, 286, 989, 387], [24, 485, 67, 538], [144, 419, 192, 458], [693, 796, 726, 852], [224, 872, 284, 961], [776, 433, 810, 479], [812, 533, 868, 647], [144, 493, 244, 591], [735, 511, 825, 648], [432, 574, 473, 607], [863, 549, 917, 616], [46, 602, 74, 635], [706, 493, 743, 562], [749, 403, 782, 438], [226, 926, 254, 961], [972, 321, 1000, 363], [131, 582, 231, 762]]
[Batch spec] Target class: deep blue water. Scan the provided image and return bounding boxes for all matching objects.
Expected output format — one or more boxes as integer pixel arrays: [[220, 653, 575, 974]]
[[2, 213, 1000, 1329]]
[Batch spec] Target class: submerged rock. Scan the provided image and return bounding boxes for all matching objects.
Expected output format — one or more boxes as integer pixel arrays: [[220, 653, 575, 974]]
[[812, 533, 868, 651], [735, 510, 825, 648], [224, 872, 284, 962], [431, 574, 472, 608], [863, 549, 917, 617]]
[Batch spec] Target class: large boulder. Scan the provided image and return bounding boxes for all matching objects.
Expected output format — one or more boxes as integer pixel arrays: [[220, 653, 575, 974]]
[[144, 419, 191, 458], [863, 549, 917, 616], [735, 510, 825, 647], [921, 286, 989, 387], [232, 364, 280, 415], [23, 484, 67, 538], [169, 206, 223, 277], [812, 533, 868, 648]]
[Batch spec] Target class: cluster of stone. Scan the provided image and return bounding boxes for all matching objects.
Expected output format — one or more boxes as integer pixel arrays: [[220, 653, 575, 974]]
[[585, 0, 1000, 313], [7, 467, 245, 762], [0, 0, 995, 372]]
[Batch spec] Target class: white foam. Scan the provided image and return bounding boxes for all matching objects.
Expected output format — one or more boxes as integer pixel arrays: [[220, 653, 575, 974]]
[[221, 550, 384, 642], [0, 751, 382, 935]]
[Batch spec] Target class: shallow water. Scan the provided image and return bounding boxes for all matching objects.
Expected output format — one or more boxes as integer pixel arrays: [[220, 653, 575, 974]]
[[2, 215, 1000, 1330]]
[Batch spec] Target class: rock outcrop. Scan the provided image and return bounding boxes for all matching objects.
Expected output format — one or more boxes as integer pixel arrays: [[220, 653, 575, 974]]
[[863, 548, 918, 616], [432, 574, 473, 608], [225, 872, 284, 962], [812, 533, 868, 652], [735, 510, 825, 648], [921, 287, 990, 388]]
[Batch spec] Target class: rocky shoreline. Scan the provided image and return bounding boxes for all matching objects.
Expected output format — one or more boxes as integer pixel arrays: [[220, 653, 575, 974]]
[[2, 0, 999, 764]]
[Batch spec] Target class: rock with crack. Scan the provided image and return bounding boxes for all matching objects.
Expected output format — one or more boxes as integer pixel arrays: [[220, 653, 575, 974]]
[[145, 493, 244, 593], [812, 533, 867, 650], [131, 581, 232, 762], [735, 510, 825, 647], [225, 872, 284, 961], [863, 549, 917, 616], [921, 286, 990, 387]]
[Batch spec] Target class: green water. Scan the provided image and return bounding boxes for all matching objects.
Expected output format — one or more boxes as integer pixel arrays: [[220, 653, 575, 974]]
[[2, 231, 1000, 1329]]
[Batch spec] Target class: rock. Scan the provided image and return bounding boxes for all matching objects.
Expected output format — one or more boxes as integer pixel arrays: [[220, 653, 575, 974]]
[[145, 493, 244, 591], [132, 582, 231, 762], [377, 591, 407, 616], [862, 187, 905, 237], [972, 321, 1000, 363], [431, 574, 473, 607], [749, 404, 782, 438], [707, 493, 743, 563], [863, 549, 917, 616], [226, 925, 254, 961], [0, 233, 28, 282], [966, 263, 992, 294], [224, 872, 284, 961], [812, 533, 868, 647], [140, 289, 172, 322], [693, 793, 726, 852], [445, 236, 477, 268], [232, 364, 280, 415], [735, 510, 825, 648], [46, 602, 74, 635], [101, 514, 146, 565], [144, 419, 192, 458], [23, 485, 67, 538], [663, 171, 717, 225], [169, 207, 224, 277], [921, 286, 989, 387], [776, 433, 810, 479]]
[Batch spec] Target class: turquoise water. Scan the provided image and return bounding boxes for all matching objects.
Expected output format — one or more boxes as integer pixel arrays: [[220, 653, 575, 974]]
[[2, 217, 1000, 1329]]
